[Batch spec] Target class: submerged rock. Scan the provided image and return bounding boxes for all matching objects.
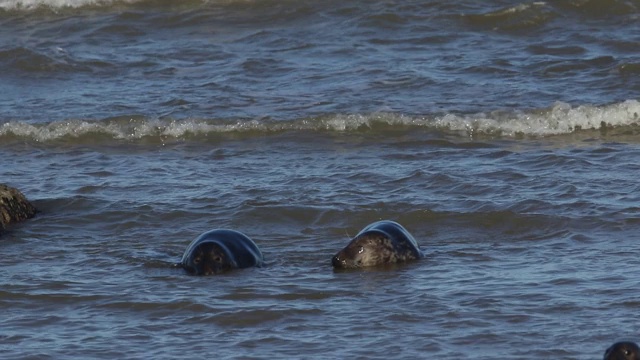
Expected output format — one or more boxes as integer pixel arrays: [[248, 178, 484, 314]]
[[0, 184, 37, 234]]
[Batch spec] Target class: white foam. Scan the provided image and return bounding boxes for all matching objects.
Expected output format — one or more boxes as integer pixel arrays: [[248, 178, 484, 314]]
[[311, 100, 640, 136], [431, 100, 640, 137], [0, 0, 138, 10], [1, 100, 639, 142]]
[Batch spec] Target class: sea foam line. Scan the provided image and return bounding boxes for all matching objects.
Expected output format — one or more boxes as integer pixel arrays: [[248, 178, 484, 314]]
[[435, 100, 640, 136], [1, 100, 639, 142], [0, 0, 141, 10]]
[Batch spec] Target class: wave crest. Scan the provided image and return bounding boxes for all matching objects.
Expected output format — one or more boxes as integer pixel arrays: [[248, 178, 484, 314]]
[[1, 100, 639, 143], [0, 0, 143, 10]]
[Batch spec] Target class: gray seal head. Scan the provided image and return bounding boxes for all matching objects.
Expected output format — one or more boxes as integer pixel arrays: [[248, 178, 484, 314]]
[[331, 220, 424, 269], [181, 229, 264, 275], [604, 342, 640, 360]]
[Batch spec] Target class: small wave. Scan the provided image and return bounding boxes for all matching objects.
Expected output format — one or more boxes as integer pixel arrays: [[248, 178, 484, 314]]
[[463, 1, 639, 32], [1, 100, 639, 143], [619, 62, 640, 76], [0, 0, 243, 11], [0, 0, 132, 10], [462, 2, 558, 32], [0, 0, 215, 11], [554, 0, 639, 18], [0, 46, 101, 74], [438, 100, 640, 137]]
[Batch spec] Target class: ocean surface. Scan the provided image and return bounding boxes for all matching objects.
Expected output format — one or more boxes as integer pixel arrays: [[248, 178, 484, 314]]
[[1, 0, 640, 358]]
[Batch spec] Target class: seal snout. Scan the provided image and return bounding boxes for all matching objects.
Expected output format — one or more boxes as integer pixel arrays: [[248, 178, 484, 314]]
[[330, 220, 423, 269]]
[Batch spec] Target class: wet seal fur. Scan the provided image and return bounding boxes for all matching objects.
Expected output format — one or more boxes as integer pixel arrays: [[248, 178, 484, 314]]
[[181, 229, 264, 275], [604, 342, 640, 360], [331, 220, 424, 269]]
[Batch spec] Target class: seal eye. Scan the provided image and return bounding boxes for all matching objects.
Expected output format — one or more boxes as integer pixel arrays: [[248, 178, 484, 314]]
[[358, 247, 365, 254], [193, 255, 201, 264]]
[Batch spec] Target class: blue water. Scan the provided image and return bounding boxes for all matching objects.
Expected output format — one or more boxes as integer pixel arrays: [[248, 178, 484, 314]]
[[1, 0, 640, 358]]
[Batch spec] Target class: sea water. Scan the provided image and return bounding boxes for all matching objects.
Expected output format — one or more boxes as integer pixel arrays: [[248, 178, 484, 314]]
[[1, 0, 640, 358]]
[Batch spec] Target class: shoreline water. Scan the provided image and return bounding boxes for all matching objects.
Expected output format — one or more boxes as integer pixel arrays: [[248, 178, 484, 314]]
[[1, 100, 639, 145], [2, 0, 639, 358]]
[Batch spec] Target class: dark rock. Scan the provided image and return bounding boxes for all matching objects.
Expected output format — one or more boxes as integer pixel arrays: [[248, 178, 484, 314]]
[[0, 184, 37, 234]]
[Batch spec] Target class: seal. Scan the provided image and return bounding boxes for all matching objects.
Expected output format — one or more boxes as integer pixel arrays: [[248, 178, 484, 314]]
[[0, 184, 37, 235], [181, 229, 264, 275], [604, 342, 640, 360], [331, 220, 424, 269]]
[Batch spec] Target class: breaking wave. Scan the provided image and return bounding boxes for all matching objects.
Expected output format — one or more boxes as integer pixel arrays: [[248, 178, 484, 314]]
[[1, 100, 639, 143], [0, 0, 239, 11]]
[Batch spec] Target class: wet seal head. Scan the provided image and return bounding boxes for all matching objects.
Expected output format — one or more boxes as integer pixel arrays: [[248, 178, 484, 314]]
[[181, 229, 264, 275], [331, 220, 424, 269], [604, 342, 640, 360]]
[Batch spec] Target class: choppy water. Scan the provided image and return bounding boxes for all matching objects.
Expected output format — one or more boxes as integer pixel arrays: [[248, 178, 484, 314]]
[[1, 0, 640, 358]]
